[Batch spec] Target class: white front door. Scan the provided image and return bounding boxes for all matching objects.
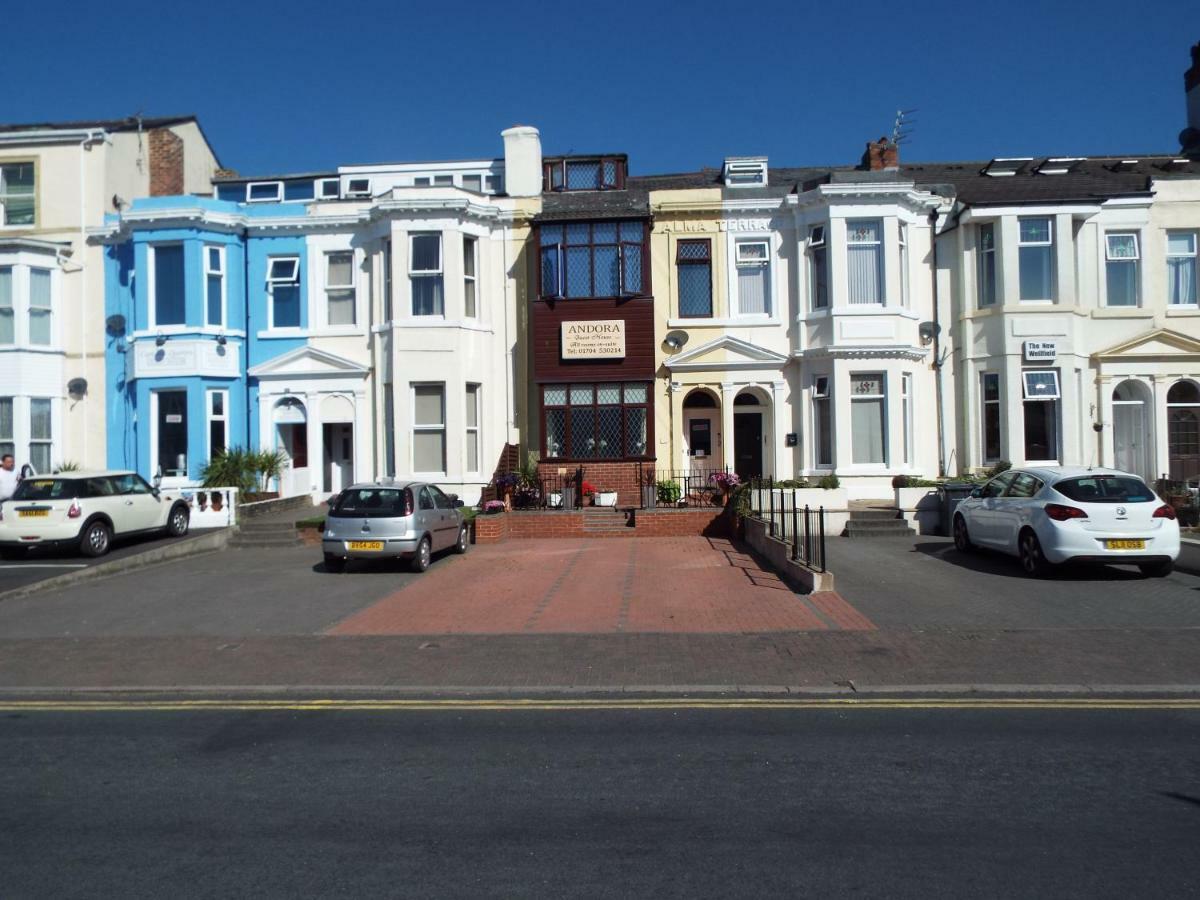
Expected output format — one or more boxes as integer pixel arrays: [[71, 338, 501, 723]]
[[684, 413, 718, 473], [324, 424, 354, 494], [1113, 400, 1149, 481], [277, 423, 308, 497]]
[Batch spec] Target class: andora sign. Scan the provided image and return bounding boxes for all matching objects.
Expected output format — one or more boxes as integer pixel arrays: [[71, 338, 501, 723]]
[[1023, 340, 1058, 362], [562, 320, 626, 359]]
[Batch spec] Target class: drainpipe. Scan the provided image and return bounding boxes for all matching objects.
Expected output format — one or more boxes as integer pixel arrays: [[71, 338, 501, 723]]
[[929, 207, 946, 478], [78, 129, 107, 468], [243, 227, 252, 453]]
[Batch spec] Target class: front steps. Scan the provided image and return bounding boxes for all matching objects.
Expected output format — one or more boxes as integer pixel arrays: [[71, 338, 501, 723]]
[[581, 507, 634, 534], [842, 505, 915, 538], [229, 520, 303, 549]]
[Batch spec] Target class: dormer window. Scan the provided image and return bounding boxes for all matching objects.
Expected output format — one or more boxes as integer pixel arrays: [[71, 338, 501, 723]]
[[723, 158, 768, 188], [982, 158, 1032, 177], [542, 157, 624, 192], [344, 178, 371, 198], [1035, 157, 1084, 175], [246, 181, 283, 202], [315, 178, 340, 199]]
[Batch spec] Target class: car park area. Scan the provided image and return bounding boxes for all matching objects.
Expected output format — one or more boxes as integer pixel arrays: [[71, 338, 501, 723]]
[[0, 531, 200, 596]]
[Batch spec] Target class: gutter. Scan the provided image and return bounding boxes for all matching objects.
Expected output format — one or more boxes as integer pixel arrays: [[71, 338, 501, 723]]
[[929, 207, 946, 478]]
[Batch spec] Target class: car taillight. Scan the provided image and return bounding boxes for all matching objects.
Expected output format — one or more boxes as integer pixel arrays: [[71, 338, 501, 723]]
[[67, 500, 82, 519], [1044, 503, 1087, 521], [402, 489, 414, 517], [1153, 504, 1177, 520]]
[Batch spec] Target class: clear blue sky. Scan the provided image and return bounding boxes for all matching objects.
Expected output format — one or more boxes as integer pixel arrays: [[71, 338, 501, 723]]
[[5, 0, 1198, 176]]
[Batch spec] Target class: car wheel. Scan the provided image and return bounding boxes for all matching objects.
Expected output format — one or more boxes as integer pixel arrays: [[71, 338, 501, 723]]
[[0, 547, 24, 561], [1139, 560, 1174, 578], [166, 505, 190, 537], [1018, 529, 1051, 578], [80, 521, 112, 558], [953, 515, 973, 552], [324, 554, 346, 574], [454, 525, 468, 554], [410, 536, 432, 573]]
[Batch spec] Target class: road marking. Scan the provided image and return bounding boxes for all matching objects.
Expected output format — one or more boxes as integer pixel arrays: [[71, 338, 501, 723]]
[[0, 564, 88, 570], [2, 698, 1200, 712]]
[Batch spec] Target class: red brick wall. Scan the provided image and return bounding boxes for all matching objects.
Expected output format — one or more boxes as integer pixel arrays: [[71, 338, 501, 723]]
[[471, 508, 727, 541], [149, 128, 185, 196], [631, 509, 729, 538], [474, 514, 510, 544], [537, 461, 648, 507]]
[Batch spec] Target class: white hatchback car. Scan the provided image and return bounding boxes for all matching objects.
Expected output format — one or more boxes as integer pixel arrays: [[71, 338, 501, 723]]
[[0, 471, 191, 558], [953, 466, 1180, 578]]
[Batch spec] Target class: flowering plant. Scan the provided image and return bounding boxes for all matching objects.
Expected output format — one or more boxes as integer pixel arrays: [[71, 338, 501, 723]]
[[580, 481, 598, 497], [483, 500, 506, 514], [709, 471, 741, 491], [494, 473, 520, 491]]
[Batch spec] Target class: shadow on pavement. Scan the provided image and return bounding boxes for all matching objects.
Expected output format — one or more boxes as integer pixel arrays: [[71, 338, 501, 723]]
[[912, 540, 1150, 582]]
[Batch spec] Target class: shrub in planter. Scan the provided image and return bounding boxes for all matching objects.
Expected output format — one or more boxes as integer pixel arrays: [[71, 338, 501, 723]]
[[657, 479, 682, 504], [483, 500, 506, 515], [817, 473, 840, 490]]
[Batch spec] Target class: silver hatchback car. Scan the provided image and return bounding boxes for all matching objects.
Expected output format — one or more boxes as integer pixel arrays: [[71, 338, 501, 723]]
[[321, 481, 468, 573]]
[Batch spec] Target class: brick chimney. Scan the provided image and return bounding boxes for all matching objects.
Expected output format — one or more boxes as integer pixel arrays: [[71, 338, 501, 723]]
[[861, 136, 899, 172], [1183, 41, 1200, 158], [148, 128, 185, 196]]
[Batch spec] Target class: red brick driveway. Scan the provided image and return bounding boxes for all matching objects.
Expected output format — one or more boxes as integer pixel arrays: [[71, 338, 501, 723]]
[[329, 537, 874, 635]]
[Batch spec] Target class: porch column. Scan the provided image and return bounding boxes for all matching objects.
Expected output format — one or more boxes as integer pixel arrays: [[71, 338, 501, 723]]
[[720, 382, 736, 472], [355, 390, 369, 483], [1097, 374, 1113, 469], [668, 381, 684, 471], [771, 379, 787, 479], [305, 392, 320, 497], [1152, 375, 1170, 481]]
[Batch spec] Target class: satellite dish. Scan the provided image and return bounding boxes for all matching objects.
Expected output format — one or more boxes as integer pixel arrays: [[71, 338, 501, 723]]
[[67, 378, 88, 399], [105, 314, 126, 336], [664, 330, 690, 351]]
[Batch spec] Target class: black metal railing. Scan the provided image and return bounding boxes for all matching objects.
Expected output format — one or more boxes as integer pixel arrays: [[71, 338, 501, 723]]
[[503, 466, 586, 510], [747, 483, 826, 573], [636, 462, 730, 509], [1154, 476, 1199, 526]]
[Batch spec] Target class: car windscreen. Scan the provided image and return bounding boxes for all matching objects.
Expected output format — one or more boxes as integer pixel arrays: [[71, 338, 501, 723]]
[[1054, 476, 1155, 504], [11, 479, 81, 501], [329, 488, 409, 518]]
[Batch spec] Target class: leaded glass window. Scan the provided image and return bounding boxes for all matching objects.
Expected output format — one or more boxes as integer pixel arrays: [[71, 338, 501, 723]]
[[541, 382, 651, 459], [538, 221, 644, 299], [676, 240, 712, 317]]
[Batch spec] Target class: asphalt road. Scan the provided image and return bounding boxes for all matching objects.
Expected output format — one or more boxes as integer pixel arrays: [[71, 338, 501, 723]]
[[3, 703, 1199, 898], [0, 531, 192, 594]]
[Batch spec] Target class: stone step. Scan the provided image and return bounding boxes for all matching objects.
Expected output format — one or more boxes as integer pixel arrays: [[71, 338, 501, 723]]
[[239, 523, 299, 535], [846, 508, 901, 521], [843, 521, 915, 538], [230, 534, 304, 548]]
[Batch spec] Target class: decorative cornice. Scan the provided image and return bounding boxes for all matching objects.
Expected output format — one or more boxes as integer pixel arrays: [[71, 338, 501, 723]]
[[794, 344, 930, 361], [788, 182, 946, 212]]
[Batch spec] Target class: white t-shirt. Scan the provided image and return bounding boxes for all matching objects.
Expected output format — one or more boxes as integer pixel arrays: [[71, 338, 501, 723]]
[[0, 468, 19, 502]]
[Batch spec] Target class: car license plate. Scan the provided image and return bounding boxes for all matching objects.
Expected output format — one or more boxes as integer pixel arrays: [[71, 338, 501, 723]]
[[1105, 539, 1146, 550], [18, 509, 49, 518], [348, 541, 383, 551]]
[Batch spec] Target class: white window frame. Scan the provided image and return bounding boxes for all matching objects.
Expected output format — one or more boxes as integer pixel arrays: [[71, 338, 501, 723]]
[[465, 383, 481, 475], [0, 160, 36, 228], [846, 219, 885, 306], [432, 175, 454, 187], [808, 225, 829, 311], [206, 389, 229, 461], [148, 242, 186, 330], [411, 382, 446, 475], [315, 178, 340, 200], [850, 372, 887, 466], [246, 181, 283, 203], [484, 174, 500, 194], [1022, 370, 1061, 400], [0, 395, 14, 459], [980, 372, 1002, 464], [204, 245, 226, 328], [409, 233, 444, 317], [812, 375, 832, 469], [27, 266, 52, 347], [899, 224, 910, 309], [265, 255, 302, 331], [344, 178, 371, 198], [724, 159, 768, 187], [1104, 231, 1141, 307], [1167, 231, 1198, 307], [323, 249, 357, 328], [1017, 216, 1055, 302], [149, 389, 190, 485], [732, 238, 772, 317], [382, 239, 393, 322], [463, 236, 478, 319], [901, 372, 913, 465], [977, 223, 997, 308], [28, 396, 53, 474], [461, 174, 483, 192], [0, 264, 12, 346]]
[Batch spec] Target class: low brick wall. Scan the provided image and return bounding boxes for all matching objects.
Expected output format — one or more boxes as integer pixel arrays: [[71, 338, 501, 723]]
[[536, 461, 647, 508], [471, 508, 728, 541], [631, 509, 729, 537], [473, 513, 510, 544]]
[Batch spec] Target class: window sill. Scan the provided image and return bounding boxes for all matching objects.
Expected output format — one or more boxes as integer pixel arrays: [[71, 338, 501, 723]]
[[1092, 307, 1153, 318], [0, 345, 65, 354], [667, 316, 781, 328], [132, 328, 247, 339], [1166, 306, 1200, 316], [256, 329, 306, 339], [820, 306, 920, 320], [309, 327, 367, 338], [391, 319, 494, 333]]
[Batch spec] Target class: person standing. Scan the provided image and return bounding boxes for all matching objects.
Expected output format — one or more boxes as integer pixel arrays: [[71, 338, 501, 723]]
[[0, 454, 19, 502]]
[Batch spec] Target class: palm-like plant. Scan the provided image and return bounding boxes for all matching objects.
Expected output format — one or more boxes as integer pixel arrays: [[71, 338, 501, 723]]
[[253, 449, 289, 493], [201, 448, 257, 494]]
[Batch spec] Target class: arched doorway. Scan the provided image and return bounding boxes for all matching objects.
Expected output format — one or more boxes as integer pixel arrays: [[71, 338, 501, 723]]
[[273, 397, 308, 497], [1168, 381, 1200, 481], [320, 394, 356, 494], [733, 389, 768, 480], [682, 389, 719, 474], [1112, 380, 1151, 480]]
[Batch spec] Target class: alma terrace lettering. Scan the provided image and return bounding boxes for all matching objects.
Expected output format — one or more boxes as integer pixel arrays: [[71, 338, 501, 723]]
[[561, 320, 626, 359]]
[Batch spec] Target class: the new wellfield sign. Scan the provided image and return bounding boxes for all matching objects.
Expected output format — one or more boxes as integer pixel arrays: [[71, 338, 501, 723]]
[[561, 320, 626, 359]]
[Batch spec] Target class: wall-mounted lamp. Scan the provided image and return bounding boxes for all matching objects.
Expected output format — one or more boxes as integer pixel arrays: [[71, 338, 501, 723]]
[[155, 331, 167, 347], [918, 321, 941, 346], [216, 332, 228, 346]]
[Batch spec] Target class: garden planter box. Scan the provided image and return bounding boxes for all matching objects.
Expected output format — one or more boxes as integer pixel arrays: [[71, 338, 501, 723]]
[[595, 491, 618, 508], [894, 486, 941, 535], [748, 487, 849, 535]]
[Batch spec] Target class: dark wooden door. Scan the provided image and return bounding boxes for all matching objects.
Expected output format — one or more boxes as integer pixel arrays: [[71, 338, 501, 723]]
[[733, 413, 763, 480]]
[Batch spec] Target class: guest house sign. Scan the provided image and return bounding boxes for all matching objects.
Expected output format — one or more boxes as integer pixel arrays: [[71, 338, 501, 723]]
[[562, 320, 626, 359]]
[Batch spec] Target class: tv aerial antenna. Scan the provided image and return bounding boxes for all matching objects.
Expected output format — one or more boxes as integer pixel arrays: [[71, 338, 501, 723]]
[[892, 108, 918, 146]]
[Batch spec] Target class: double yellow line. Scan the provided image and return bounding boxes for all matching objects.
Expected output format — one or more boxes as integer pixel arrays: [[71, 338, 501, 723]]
[[2, 697, 1199, 712]]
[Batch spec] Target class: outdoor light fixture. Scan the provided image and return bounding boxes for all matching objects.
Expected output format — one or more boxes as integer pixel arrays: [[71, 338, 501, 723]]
[[216, 332, 228, 346], [155, 331, 167, 347], [918, 321, 940, 345]]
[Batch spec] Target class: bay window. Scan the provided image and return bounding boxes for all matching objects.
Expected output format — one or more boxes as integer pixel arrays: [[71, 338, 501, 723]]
[[412, 384, 446, 473], [0, 397, 12, 458], [539, 220, 645, 299], [1018, 217, 1054, 301], [156, 390, 188, 477], [981, 372, 1002, 463], [28, 398, 51, 473], [809, 226, 828, 310], [152, 244, 185, 326], [734, 240, 770, 315], [207, 390, 228, 458], [205, 246, 224, 327], [977, 223, 997, 307], [0, 267, 12, 343], [850, 373, 886, 465], [846, 220, 883, 305], [465, 384, 480, 474], [541, 382, 650, 460], [901, 373, 913, 465], [812, 376, 831, 467], [410, 234, 444, 316], [1104, 232, 1140, 307], [463, 236, 478, 318], [676, 239, 712, 317], [1167, 232, 1197, 306], [325, 250, 356, 326]]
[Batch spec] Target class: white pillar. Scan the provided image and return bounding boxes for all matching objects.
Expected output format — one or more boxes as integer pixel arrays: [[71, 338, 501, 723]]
[[720, 382, 736, 472], [771, 379, 787, 478]]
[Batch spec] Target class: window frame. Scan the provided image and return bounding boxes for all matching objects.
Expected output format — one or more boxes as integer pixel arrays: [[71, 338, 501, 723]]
[[542, 157, 625, 192], [1022, 369, 1061, 400], [812, 375, 832, 468], [980, 372, 1002, 464], [675, 238, 713, 319], [977, 223, 997, 308], [845, 219, 885, 306], [901, 372, 913, 466], [0, 160, 36, 228], [246, 181, 283, 203], [204, 245, 225, 328], [27, 266, 52, 347], [1017, 216, 1055, 302], [344, 178, 371, 199], [0, 395, 14, 459], [149, 243, 186, 329], [849, 372, 888, 466], [540, 382, 652, 461], [0, 265, 12, 345], [315, 178, 340, 200], [323, 249, 357, 328], [28, 397, 52, 474], [1103, 231, 1141, 308], [537, 221, 646, 301], [411, 382, 447, 475], [382, 238, 393, 322], [463, 236, 478, 319], [265, 255, 302, 331], [409, 232, 445, 317], [733, 238, 772, 317], [724, 160, 768, 187], [206, 389, 229, 461], [1166, 231, 1198, 307], [465, 383, 481, 475]]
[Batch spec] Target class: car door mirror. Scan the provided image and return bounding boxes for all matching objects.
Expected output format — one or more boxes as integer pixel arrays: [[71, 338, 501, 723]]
[[970, 487, 982, 499], [153, 468, 163, 490]]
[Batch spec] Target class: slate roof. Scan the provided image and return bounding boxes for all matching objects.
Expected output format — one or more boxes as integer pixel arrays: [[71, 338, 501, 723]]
[[0, 115, 198, 134]]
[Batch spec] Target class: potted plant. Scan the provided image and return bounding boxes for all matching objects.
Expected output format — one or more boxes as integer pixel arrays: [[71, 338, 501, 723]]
[[709, 471, 741, 506], [483, 500, 506, 515], [657, 479, 682, 507], [494, 473, 520, 510], [580, 481, 598, 506], [641, 471, 657, 509]]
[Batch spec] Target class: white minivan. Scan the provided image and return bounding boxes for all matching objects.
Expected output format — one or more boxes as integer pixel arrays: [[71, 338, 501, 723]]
[[953, 466, 1180, 578], [0, 471, 190, 558]]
